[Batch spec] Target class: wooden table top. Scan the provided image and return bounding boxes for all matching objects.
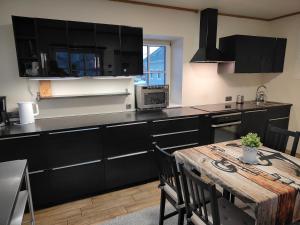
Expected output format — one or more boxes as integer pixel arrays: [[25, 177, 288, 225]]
[[174, 140, 300, 225]]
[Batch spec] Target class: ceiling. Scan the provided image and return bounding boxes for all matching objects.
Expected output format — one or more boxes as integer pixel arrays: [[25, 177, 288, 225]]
[[127, 0, 300, 19]]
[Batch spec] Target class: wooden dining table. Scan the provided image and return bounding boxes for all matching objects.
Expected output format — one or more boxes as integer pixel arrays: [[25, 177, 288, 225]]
[[174, 140, 300, 225]]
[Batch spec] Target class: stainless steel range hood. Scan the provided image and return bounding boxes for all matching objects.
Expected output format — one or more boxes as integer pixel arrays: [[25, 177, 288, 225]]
[[190, 8, 229, 63]]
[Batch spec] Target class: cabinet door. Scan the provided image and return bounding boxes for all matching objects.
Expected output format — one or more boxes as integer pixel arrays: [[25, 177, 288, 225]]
[[68, 21, 97, 76], [260, 37, 276, 73], [235, 36, 262, 73], [104, 122, 150, 157], [50, 160, 105, 205], [44, 127, 102, 169], [12, 16, 40, 77], [273, 38, 287, 72], [29, 170, 52, 209], [268, 117, 289, 130], [241, 110, 268, 139], [152, 116, 199, 134], [120, 26, 143, 75], [106, 151, 156, 189], [36, 18, 69, 76], [30, 160, 105, 209], [0, 134, 44, 172], [96, 24, 121, 76]]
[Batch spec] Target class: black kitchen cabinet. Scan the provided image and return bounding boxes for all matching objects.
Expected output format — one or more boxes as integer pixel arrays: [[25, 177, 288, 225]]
[[219, 35, 287, 73], [96, 24, 121, 76], [0, 134, 44, 172], [36, 18, 69, 76], [241, 109, 268, 139], [12, 16, 39, 77], [44, 127, 102, 169], [120, 26, 143, 75], [12, 16, 143, 77], [273, 38, 287, 72], [267, 105, 291, 130], [30, 160, 105, 208], [103, 122, 150, 157], [106, 151, 156, 189], [68, 21, 97, 76], [151, 116, 205, 153]]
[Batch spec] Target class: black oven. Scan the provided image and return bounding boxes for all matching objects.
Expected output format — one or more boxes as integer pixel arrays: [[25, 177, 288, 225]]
[[210, 112, 242, 143]]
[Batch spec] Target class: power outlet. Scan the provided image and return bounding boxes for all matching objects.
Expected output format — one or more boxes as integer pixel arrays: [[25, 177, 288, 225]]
[[225, 96, 232, 102], [126, 104, 132, 109]]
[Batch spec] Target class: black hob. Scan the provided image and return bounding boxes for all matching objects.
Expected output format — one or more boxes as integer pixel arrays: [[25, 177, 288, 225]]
[[192, 101, 266, 113]]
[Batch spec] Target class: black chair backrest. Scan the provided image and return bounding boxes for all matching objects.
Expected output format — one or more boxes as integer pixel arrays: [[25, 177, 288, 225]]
[[264, 125, 300, 156], [179, 163, 220, 225], [153, 142, 184, 204]]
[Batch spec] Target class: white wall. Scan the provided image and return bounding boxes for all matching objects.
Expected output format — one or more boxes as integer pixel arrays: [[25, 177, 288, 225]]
[[263, 15, 300, 133], [0, 0, 273, 118]]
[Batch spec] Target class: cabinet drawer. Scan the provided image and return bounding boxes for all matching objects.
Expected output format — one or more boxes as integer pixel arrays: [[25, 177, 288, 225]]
[[106, 151, 156, 189], [153, 130, 199, 149], [30, 160, 105, 209], [268, 117, 289, 130], [44, 127, 102, 169], [0, 134, 44, 172], [104, 122, 150, 157], [267, 106, 291, 119], [152, 116, 199, 134]]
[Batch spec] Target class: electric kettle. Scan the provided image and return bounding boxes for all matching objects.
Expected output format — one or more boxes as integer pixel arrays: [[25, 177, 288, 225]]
[[18, 102, 39, 125]]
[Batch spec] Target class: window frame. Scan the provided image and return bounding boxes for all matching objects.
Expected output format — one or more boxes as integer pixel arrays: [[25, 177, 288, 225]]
[[143, 44, 166, 85]]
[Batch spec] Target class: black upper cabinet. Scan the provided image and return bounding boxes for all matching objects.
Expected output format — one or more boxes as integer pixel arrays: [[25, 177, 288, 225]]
[[273, 38, 287, 72], [218, 35, 287, 73], [12, 16, 143, 77], [12, 16, 39, 77], [120, 26, 143, 75], [95, 24, 121, 76], [36, 19, 69, 77], [68, 21, 97, 77]]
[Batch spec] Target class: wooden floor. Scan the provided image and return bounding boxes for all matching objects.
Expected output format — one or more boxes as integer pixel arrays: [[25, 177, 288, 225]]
[[24, 181, 160, 225]]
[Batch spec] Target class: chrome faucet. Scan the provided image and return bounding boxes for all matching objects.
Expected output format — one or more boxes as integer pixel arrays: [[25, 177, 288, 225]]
[[256, 85, 267, 103]]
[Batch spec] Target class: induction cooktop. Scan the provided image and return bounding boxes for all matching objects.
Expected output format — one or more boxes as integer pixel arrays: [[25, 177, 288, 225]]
[[192, 101, 265, 113]]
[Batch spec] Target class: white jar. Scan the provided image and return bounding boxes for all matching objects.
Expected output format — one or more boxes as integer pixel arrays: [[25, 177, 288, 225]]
[[242, 146, 258, 164]]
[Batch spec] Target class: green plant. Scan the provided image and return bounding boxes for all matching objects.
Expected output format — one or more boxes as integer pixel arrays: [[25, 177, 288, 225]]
[[241, 133, 262, 148]]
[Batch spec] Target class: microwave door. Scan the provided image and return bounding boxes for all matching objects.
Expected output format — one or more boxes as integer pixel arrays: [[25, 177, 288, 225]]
[[142, 91, 168, 109]]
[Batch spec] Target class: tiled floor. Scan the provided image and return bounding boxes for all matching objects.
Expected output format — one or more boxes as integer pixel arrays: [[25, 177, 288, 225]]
[[24, 181, 160, 225]]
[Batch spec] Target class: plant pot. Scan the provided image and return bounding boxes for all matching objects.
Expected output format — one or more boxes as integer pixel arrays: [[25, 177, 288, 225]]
[[241, 146, 258, 164]]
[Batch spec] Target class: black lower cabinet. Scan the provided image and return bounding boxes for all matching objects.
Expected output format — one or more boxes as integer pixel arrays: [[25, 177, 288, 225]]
[[105, 151, 156, 190], [241, 110, 268, 138], [153, 131, 199, 149], [31, 161, 105, 209], [0, 134, 44, 172], [268, 117, 289, 129]]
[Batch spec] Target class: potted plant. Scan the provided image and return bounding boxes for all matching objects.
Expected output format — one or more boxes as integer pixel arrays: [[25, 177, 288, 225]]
[[240, 133, 262, 164]]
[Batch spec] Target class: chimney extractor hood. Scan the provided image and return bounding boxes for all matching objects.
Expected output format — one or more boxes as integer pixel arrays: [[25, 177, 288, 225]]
[[190, 8, 229, 63]]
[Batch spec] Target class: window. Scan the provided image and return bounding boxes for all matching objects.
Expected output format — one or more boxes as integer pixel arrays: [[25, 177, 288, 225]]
[[135, 44, 166, 85]]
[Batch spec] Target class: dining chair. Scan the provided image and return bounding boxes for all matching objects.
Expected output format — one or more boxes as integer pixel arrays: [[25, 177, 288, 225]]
[[179, 163, 255, 225], [153, 142, 185, 225], [264, 125, 300, 156]]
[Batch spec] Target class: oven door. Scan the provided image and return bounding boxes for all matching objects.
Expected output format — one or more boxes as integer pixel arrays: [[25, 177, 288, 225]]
[[211, 121, 242, 143]]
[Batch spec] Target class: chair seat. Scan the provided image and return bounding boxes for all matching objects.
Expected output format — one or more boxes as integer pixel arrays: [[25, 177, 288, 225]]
[[190, 197, 255, 225], [162, 183, 222, 205]]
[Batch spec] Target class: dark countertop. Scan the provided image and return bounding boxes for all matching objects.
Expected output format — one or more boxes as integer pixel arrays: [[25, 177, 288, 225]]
[[0, 101, 292, 138], [192, 101, 292, 114], [0, 107, 207, 138]]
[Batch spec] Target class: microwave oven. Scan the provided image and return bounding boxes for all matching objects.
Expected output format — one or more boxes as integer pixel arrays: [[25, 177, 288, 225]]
[[135, 85, 169, 110]]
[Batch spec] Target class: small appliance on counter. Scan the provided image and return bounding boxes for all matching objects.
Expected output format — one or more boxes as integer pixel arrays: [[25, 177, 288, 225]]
[[236, 95, 244, 104], [135, 85, 169, 111], [18, 102, 39, 125], [0, 96, 10, 127]]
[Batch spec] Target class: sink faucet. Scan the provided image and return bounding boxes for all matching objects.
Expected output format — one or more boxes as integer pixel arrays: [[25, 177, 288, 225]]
[[256, 85, 267, 103]]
